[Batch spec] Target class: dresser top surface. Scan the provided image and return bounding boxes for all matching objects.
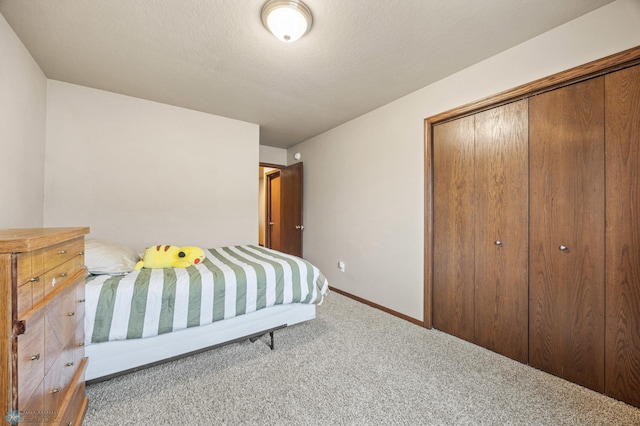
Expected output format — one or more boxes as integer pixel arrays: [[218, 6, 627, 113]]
[[0, 227, 89, 254]]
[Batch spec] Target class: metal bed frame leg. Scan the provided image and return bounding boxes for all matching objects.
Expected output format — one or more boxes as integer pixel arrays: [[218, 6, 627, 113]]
[[248, 326, 284, 350]]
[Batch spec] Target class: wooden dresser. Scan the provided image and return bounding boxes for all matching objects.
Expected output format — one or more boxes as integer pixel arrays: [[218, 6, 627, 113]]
[[0, 227, 90, 425]]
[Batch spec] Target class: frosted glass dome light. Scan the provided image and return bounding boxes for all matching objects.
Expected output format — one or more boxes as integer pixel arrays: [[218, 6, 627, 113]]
[[262, 0, 312, 43]]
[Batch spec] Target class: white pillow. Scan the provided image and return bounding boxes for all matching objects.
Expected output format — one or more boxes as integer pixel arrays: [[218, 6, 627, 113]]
[[84, 238, 140, 275]]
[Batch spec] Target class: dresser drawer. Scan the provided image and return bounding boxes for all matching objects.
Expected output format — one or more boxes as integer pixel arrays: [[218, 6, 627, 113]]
[[61, 345, 80, 395], [43, 238, 84, 274], [60, 380, 87, 426], [17, 282, 32, 314], [16, 249, 44, 286], [32, 275, 45, 306], [44, 284, 77, 374], [44, 355, 86, 423], [17, 311, 45, 406], [17, 381, 46, 424], [43, 255, 84, 298], [58, 359, 88, 426], [16, 249, 44, 313], [75, 283, 86, 361], [16, 252, 33, 286], [43, 352, 70, 414]]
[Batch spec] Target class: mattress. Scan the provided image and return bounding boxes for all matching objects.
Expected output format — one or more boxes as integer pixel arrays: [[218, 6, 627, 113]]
[[85, 244, 328, 345]]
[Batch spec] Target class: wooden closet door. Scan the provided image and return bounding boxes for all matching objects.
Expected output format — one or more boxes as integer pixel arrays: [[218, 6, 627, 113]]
[[529, 77, 605, 392], [605, 64, 640, 407], [474, 100, 529, 363], [433, 115, 475, 341]]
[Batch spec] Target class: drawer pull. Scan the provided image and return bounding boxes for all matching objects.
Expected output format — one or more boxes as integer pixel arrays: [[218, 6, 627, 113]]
[[29, 277, 40, 282], [58, 250, 67, 255], [60, 272, 68, 278], [67, 311, 75, 316], [50, 388, 60, 394], [30, 353, 40, 361], [65, 361, 74, 367]]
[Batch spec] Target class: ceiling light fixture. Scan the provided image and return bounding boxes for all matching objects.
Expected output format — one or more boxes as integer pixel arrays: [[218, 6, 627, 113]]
[[261, 0, 313, 43]]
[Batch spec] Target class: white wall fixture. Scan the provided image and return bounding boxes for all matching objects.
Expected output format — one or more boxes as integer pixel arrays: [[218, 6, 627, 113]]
[[261, 0, 312, 43], [293, 152, 301, 160]]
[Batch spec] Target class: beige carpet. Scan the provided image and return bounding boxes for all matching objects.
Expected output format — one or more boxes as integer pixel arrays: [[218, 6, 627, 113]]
[[85, 292, 640, 425]]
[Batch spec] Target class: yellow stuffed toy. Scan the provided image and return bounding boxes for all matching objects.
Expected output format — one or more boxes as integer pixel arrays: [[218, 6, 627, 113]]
[[134, 245, 205, 270]]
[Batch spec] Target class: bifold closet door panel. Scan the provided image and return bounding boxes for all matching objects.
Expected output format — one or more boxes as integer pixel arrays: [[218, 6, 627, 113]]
[[474, 100, 529, 363], [605, 64, 640, 407], [433, 115, 475, 341], [529, 77, 605, 392]]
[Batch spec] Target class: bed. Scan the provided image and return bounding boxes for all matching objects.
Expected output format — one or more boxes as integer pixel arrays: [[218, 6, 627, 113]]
[[82, 242, 329, 382]]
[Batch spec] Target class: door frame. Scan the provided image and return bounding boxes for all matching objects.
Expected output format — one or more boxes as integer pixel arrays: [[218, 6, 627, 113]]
[[259, 162, 304, 257], [423, 46, 640, 329], [264, 168, 281, 249], [261, 162, 283, 249]]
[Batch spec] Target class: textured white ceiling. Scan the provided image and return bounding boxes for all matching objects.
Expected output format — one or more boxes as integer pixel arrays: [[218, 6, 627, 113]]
[[0, 0, 614, 148]]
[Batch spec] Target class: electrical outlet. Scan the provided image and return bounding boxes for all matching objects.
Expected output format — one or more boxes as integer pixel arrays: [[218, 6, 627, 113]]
[[338, 261, 345, 272]]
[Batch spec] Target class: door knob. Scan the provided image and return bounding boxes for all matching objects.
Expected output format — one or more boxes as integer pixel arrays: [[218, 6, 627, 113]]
[[495, 241, 502, 246], [559, 245, 568, 251], [269, 222, 274, 226], [295, 225, 305, 230]]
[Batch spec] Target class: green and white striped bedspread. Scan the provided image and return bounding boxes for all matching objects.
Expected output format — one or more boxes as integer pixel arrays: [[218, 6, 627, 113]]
[[85, 245, 329, 345]]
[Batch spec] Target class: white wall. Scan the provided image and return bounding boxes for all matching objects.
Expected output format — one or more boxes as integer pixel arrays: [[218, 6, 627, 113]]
[[289, 0, 640, 321], [259, 145, 287, 165], [44, 81, 259, 252], [0, 14, 47, 228]]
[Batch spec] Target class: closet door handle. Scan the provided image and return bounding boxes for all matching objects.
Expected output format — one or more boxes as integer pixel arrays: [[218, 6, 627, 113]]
[[495, 241, 502, 246], [30, 353, 40, 361], [559, 245, 568, 251]]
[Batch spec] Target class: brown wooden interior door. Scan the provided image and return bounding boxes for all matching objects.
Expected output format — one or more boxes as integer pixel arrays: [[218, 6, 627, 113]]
[[433, 115, 475, 342], [605, 64, 640, 406], [279, 162, 303, 257], [529, 77, 605, 392], [473, 100, 529, 363], [266, 171, 281, 252]]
